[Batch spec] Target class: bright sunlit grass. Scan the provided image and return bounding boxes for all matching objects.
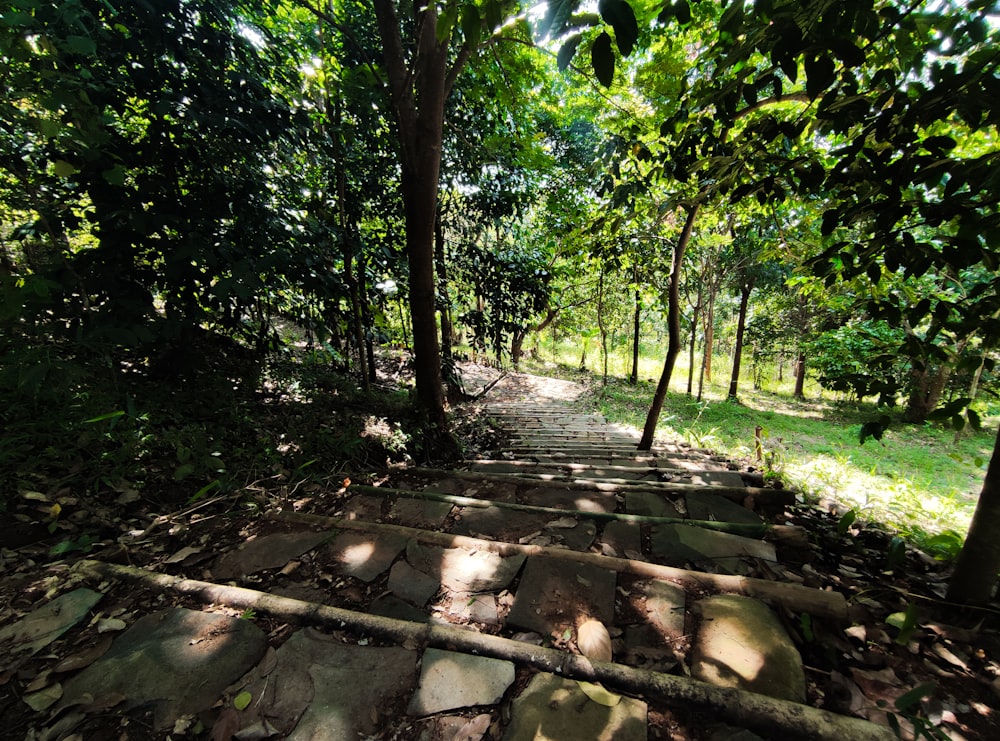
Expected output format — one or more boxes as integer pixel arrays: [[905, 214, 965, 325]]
[[519, 341, 995, 559]]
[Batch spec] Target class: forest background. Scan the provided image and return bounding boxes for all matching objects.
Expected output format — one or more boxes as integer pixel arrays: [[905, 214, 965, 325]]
[[2, 0, 1000, 603]]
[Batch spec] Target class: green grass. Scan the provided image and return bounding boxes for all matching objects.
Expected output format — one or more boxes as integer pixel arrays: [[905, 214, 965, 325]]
[[519, 341, 995, 559]]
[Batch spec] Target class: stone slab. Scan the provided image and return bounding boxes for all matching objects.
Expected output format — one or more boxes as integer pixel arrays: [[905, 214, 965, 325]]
[[599, 521, 642, 558], [325, 531, 409, 582], [406, 540, 525, 593], [640, 579, 686, 638], [451, 506, 548, 542], [502, 673, 647, 741], [685, 491, 762, 525], [214, 531, 330, 579], [520, 487, 617, 513], [426, 479, 519, 502], [370, 593, 431, 623], [389, 559, 441, 606], [506, 557, 616, 636], [342, 494, 384, 520], [650, 524, 775, 573], [231, 627, 418, 739], [389, 497, 454, 529], [691, 594, 805, 703], [408, 648, 515, 715], [0, 588, 103, 656], [61, 607, 267, 728], [625, 491, 683, 518], [682, 471, 745, 487]]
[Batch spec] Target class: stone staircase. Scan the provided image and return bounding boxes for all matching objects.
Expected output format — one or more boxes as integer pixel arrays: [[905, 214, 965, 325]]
[[12, 374, 898, 740]]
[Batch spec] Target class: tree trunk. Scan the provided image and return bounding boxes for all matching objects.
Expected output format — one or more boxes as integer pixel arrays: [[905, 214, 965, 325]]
[[639, 206, 698, 450], [703, 282, 716, 382], [687, 284, 703, 396], [630, 270, 640, 385], [373, 1, 459, 450], [435, 214, 453, 362], [947, 425, 1000, 603], [727, 279, 754, 401], [793, 351, 806, 399], [598, 265, 608, 385]]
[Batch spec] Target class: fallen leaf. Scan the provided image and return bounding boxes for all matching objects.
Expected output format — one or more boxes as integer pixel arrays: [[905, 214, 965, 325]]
[[577, 619, 612, 662], [212, 708, 241, 741], [96, 618, 127, 634], [54, 636, 113, 673], [24, 682, 62, 711], [453, 713, 491, 741], [233, 691, 252, 711], [166, 546, 203, 564], [577, 680, 621, 707]]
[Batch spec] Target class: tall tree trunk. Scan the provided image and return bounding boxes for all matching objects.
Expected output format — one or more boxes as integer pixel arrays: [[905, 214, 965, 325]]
[[687, 284, 703, 396], [904, 363, 952, 423], [598, 265, 608, 385], [639, 206, 699, 450], [703, 284, 716, 382], [359, 251, 377, 382], [373, 1, 463, 449], [727, 279, 754, 401], [630, 266, 641, 385], [793, 351, 806, 399], [948, 425, 1000, 603], [435, 215, 454, 364]]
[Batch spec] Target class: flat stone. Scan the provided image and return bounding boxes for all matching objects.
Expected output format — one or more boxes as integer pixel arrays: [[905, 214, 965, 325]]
[[408, 648, 515, 715], [426, 479, 518, 502], [389, 560, 441, 606], [639, 579, 686, 638], [442, 592, 499, 624], [503, 673, 647, 741], [325, 531, 409, 582], [61, 607, 267, 728], [214, 530, 330, 579], [685, 491, 762, 525], [599, 521, 641, 557], [231, 627, 417, 739], [407, 541, 525, 593], [521, 487, 617, 513], [506, 557, 616, 636], [691, 594, 806, 703], [544, 518, 597, 551], [452, 506, 548, 542], [682, 470, 745, 487], [389, 497, 454, 529], [650, 524, 775, 573], [625, 491, 683, 518], [342, 494, 384, 520], [0, 588, 103, 656], [370, 593, 431, 623]]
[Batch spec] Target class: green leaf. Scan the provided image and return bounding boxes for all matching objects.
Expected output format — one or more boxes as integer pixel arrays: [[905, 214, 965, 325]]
[[577, 680, 622, 706], [85, 410, 125, 423], [598, 0, 638, 56], [102, 165, 126, 186], [65, 34, 97, 56], [591, 32, 615, 86], [894, 682, 936, 712], [173, 463, 196, 481], [557, 34, 582, 71], [484, 0, 502, 31], [674, 0, 691, 26], [836, 509, 857, 535], [460, 4, 481, 49], [437, 4, 459, 44], [886, 602, 918, 645], [805, 55, 836, 98], [233, 691, 252, 711], [53, 160, 78, 177]]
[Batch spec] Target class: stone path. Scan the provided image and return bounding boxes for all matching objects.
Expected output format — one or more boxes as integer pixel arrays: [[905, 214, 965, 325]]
[[4, 371, 897, 740]]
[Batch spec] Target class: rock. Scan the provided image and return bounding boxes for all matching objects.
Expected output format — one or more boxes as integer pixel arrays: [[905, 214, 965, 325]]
[[685, 491, 762, 525], [691, 594, 806, 703], [406, 541, 525, 593], [408, 648, 515, 715], [502, 673, 647, 741], [389, 498, 454, 529], [506, 557, 616, 636], [213, 531, 330, 579], [60, 607, 267, 728], [325, 531, 409, 582], [389, 559, 441, 606], [0, 588, 103, 657], [650, 524, 775, 573]]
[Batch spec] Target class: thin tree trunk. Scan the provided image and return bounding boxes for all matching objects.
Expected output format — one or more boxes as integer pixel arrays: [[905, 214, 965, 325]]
[[598, 265, 608, 385], [793, 351, 806, 399], [728, 279, 754, 401], [687, 283, 703, 396], [703, 284, 716, 382], [948, 425, 1000, 603], [435, 214, 453, 363], [630, 267, 640, 384], [639, 206, 699, 450]]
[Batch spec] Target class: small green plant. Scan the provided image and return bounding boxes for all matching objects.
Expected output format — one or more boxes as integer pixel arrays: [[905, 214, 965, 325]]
[[881, 682, 949, 740], [50, 533, 98, 556], [886, 602, 919, 645], [239, 608, 257, 620]]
